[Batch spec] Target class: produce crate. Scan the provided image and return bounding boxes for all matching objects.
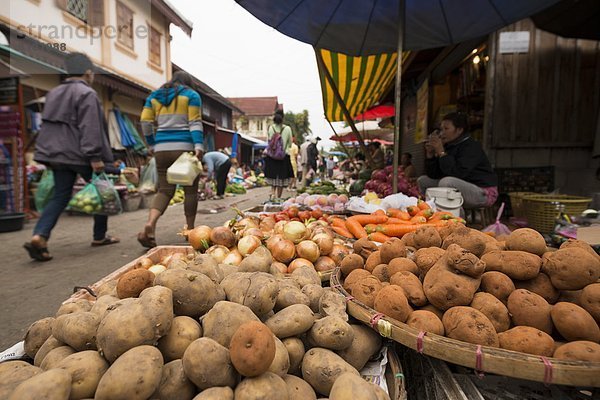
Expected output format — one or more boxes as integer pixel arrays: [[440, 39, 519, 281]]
[[329, 267, 600, 388], [507, 191, 534, 219], [522, 194, 592, 234], [121, 193, 142, 212]]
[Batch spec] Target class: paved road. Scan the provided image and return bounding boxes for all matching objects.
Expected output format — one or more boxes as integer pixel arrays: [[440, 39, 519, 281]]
[[0, 186, 272, 351]]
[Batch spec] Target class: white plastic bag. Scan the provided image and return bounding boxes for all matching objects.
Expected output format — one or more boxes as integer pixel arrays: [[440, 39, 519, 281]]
[[166, 152, 202, 186]]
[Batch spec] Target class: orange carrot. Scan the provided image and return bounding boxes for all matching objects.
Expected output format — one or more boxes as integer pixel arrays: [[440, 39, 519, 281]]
[[368, 232, 391, 243], [364, 224, 378, 233], [407, 206, 419, 216], [377, 224, 424, 237], [345, 218, 367, 239], [415, 208, 434, 219], [373, 209, 386, 216], [386, 208, 402, 218], [410, 215, 428, 224], [386, 217, 412, 225], [330, 217, 347, 228], [428, 211, 454, 222], [333, 226, 354, 239], [348, 214, 388, 226], [417, 199, 431, 210]]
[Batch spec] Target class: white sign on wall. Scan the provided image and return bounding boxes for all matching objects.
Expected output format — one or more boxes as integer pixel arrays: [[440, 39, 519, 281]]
[[499, 31, 530, 54]]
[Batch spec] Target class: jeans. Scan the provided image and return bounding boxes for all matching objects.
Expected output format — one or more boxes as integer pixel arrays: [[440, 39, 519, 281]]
[[34, 164, 108, 241], [417, 175, 488, 209]]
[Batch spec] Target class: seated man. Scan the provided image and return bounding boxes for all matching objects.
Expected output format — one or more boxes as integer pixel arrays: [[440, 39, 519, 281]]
[[418, 112, 498, 208]]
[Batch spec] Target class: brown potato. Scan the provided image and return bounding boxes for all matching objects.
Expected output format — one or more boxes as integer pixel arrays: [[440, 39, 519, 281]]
[[23, 317, 54, 359], [442, 226, 486, 257], [481, 251, 541, 280], [282, 338, 305, 376], [550, 302, 600, 342], [498, 326, 554, 356], [318, 290, 348, 321], [445, 243, 485, 278], [158, 316, 203, 362], [505, 228, 547, 256], [265, 304, 315, 339], [557, 289, 583, 306], [542, 247, 600, 290], [52, 312, 100, 351], [420, 304, 444, 320], [581, 283, 600, 323], [390, 271, 427, 307], [350, 276, 383, 308], [470, 292, 510, 333], [220, 272, 278, 317], [302, 284, 326, 314], [284, 374, 317, 400], [365, 251, 382, 272], [230, 321, 276, 377], [353, 238, 378, 259], [268, 337, 290, 377], [343, 269, 372, 291], [182, 338, 237, 390], [413, 225, 442, 249], [8, 368, 71, 400], [340, 254, 365, 277], [56, 350, 109, 399], [553, 341, 600, 362], [480, 271, 515, 305], [40, 346, 76, 371], [379, 237, 407, 263], [387, 257, 419, 276], [559, 239, 600, 260], [406, 310, 444, 336], [514, 273, 559, 304], [413, 247, 445, 276], [202, 301, 260, 348], [373, 285, 412, 323], [193, 387, 233, 400], [116, 268, 155, 298], [0, 362, 42, 399], [307, 316, 354, 351], [301, 348, 359, 396], [329, 372, 380, 400], [442, 306, 499, 347], [33, 336, 63, 367], [275, 286, 310, 311], [438, 221, 465, 240], [336, 324, 382, 371], [153, 359, 196, 400], [55, 299, 93, 317], [234, 372, 288, 400], [400, 231, 416, 247], [507, 289, 553, 334]]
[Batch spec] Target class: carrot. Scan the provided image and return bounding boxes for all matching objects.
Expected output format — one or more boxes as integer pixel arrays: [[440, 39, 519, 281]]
[[345, 218, 367, 239], [417, 199, 431, 210], [377, 224, 424, 237], [407, 206, 419, 216], [368, 232, 391, 243], [386, 208, 403, 218], [330, 217, 347, 228], [428, 211, 454, 222], [348, 214, 388, 226], [409, 215, 428, 224], [415, 208, 434, 218], [373, 209, 386, 216], [364, 224, 378, 234], [386, 217, 412, 225], [333, 226, 354, 239], [396, 210, 411, 221]]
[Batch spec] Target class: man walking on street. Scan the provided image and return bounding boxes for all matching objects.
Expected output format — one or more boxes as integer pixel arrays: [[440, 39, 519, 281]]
[[299, 137, 311, 188]]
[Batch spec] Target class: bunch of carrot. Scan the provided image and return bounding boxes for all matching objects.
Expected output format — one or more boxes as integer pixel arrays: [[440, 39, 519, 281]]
[[329, 201, 465, 242]]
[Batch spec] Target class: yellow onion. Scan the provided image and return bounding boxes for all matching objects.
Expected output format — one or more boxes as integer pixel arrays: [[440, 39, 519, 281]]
[[288, 258, 314, 273], [312, 233, 334, 256], [137, 257, 154, 269], [243, 228, 265, 240], [259, 217, 276, 232], [307, 220, 328, 230], [235, 217, 259, 232], [296, 240, 320, 263], [185, 225, 212, 251], [283, 221, 308, 244], [206, 245, 230, 263], [314, 256, 336, 272], [274, 220, 287, 235], [238, 235, 261, 257], [266, 234, 285, 252], [271, 261, 288, 274], [148, 264, 167, 276], [222, 249, 243, 266], [271, 239, 296, 264], [210, 227, 236, 248]]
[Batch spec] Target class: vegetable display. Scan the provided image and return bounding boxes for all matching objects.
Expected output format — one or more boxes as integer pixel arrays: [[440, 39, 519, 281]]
[[362, 166, 419, 198], [297, 181, 347, 196]]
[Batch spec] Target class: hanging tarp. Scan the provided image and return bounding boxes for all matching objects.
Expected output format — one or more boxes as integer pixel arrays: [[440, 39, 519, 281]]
[[107, 111, 126, 151], [317, 49, 410, 122]]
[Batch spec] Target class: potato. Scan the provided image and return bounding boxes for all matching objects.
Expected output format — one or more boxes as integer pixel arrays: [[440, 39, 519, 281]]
[[153, 359, 196, 400], [559, 239, 600, 260], [514, 273, 559, 304], [230, 321, 276, 377], [340, 254, 365, 277], [155, 268, 225, 318], [235, 372, 289, 400], [329, 372, 379, 400], [319, 290, 348, 321], [193, 387, 234, 400], [97, 286, 174, 362], [291, 265, 321, 288], [276, 286, 310, 310], [353, 237, 379, 259], [553, 341, 600, 362], [302, 284, 325, 313], [400, 231, 416, 247], [117, 268, 155, 298], [557, 289, 583, 306], [413, 247, 445, 276], [387, 257, 419, 277], [505, 228, 547, 256], [55, 299, 92, 317], [238, 246, 274, 273], [550, 302, 600, 342], [480, 271, 515, 304], [507, 289, 553, 334], [268, 337, 290, 377], [40, 346, 76, 370], [365, 251, 383, 272], [282, 337, 305, 376], [442, 226, 487, 257], [56, 350, 109, 399], [542, 247, 600, 290], [445, 244, 485, 278], [90, 295, 120, 318], [420, 304, 445, 320], [380, 238, 407, 263], [183, 338, 237, 389], [284, 374, 317, 400], [470, 292, 510, 333], [158, 316, 203, 362], [413, 225, 442, 249], [187, 253, 224, 283], [438, 220, 464, 240], [23, 317, 54, 359], [307, 316, 354, 350], [96, 279, 118, 297], [406, 310, 444, 336], [95, 345, 164, 400], [0, 362, 42, 399], [202, 301, 260, 348], [390, 271, 427, 307], [581, 283, 600, 323], [221, 272, 279, 316], [481, 251, 541, 280], [8, 368, 71, 400], [373, 285, 412, 323], [343, 269, 371, 291], [301, 348, 359, 396], [442, 306, 499, 347], [498, 326, 554, 356], [33, 335, 63, 367], [52, 311, 99, 351], [336, 324, 382, 370], [265, 304, 315, 339], [351, 276, 383, 308]]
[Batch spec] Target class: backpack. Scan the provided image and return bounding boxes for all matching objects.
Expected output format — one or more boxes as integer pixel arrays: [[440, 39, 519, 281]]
[[265, 126, 286, 160]]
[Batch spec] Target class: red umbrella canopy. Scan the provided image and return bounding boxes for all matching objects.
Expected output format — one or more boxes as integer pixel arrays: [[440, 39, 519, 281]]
[[354, 105, 395, 121]]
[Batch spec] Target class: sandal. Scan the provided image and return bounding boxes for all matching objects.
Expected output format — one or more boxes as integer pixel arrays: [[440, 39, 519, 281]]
[[137, 232, 157, 248], [24, 242, 53, 262], [91, 236, 120, 247]]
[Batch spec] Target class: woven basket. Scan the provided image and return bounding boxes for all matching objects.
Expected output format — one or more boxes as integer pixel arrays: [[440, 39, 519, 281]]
[[507, 192, 534, 218], [522, 194, 591, 233]]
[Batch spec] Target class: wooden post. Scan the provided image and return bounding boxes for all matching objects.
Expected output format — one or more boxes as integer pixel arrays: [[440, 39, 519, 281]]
[[392, 0, 405, 194]]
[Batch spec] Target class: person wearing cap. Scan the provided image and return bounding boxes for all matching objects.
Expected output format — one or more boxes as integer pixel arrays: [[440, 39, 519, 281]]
[[24, 52, 118, 262]]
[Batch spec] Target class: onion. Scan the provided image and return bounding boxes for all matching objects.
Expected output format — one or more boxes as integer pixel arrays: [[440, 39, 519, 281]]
[[205, 245, 230, 263], [148, 264, 167, 276], [137, 257, 153, 269], [243, 228, 265, 240], [238, 235, 261, 257], [314, 256, 336, 272], [329, 244, 351, 266], [186, 225, 212, 251], [274, 220, 287, 235], [259, 217, 276, 232], [288, 258, 314, 273], [222, 249, 243, 266], [266, 234, 285, 252], [271, 239, 296, 264], [307, 220, 328, 230], [210, 227, 236, 248], [283, 221, 308, 244], [296, 240, 320, 263], [235, 217, 259, 232], [312, 233, 334, 256], [271, 261, 288, 274]]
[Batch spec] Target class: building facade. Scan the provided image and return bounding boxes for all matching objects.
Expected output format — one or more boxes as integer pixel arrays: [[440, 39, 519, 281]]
[[227, 96, 282, 141]]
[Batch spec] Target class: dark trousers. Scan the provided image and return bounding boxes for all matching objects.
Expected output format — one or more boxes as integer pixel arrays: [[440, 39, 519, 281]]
[[215, 159, 231, 196], [34, 164, 107, 241]]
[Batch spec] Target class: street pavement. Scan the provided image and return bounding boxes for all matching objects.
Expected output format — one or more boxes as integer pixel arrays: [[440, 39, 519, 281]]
[[0, 186, 272, 351]]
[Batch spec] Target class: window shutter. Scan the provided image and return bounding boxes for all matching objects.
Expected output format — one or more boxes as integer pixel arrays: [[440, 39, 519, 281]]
[[55, 0, 68, 10], [88, 0, 105, 27]]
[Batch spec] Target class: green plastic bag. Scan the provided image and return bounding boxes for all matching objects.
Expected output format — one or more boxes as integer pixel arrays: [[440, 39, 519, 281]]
[[92, 173, 123, 215], [67, 179, 103, 215], [34, 169, 54, 212]]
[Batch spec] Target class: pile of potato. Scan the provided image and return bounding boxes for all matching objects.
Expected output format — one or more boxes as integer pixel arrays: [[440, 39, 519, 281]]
[[341, 225, 600, 362], [1, 239, 393, 399]]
